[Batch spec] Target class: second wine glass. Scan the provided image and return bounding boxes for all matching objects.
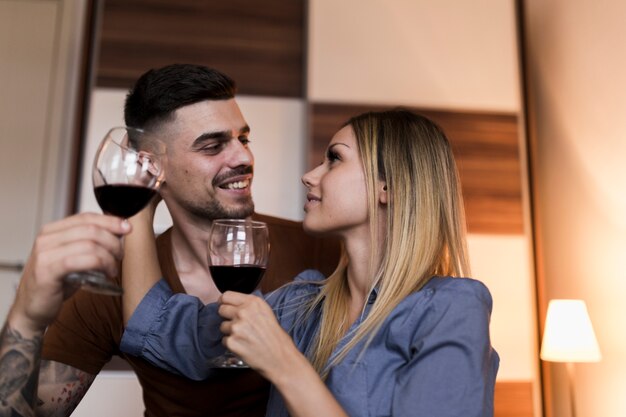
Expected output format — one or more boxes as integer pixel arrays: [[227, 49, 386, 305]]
[[65, 126, 165, 295], [208, 219, 270, 368]]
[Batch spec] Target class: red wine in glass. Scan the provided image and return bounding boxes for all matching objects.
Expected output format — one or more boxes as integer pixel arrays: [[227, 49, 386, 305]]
[[65, 127, 165, 296], [94, 184, 158, 218], [209, 264, 267, 294], [207, 219, 270, 368]]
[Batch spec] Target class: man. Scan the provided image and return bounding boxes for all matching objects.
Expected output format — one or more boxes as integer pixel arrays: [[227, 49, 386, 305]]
[[0, 64, 340, 416]]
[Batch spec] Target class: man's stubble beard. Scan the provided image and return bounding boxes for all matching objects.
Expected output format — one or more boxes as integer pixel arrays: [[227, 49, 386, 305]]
[[186, 196, 255, 221]]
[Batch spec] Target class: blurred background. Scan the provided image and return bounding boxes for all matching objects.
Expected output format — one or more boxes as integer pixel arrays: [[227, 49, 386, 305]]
[[1, 1, 624, 416]]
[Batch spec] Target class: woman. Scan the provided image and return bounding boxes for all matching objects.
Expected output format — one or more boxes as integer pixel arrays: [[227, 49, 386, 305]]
[[120, 109, 499, 416]]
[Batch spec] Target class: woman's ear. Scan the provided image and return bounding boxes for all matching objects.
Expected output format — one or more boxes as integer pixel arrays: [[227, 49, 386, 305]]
[[379, 183, 388, 205]]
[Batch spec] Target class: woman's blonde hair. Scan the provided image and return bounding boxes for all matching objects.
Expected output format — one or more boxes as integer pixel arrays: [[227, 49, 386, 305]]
[[306, 109, 470, 378]]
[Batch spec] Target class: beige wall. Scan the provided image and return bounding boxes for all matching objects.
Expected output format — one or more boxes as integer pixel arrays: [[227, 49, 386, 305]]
[[0, 0, 86, 318], [0, 0, 58, 318], [524, 0, 626, 416], [309, 0, 520, 111]]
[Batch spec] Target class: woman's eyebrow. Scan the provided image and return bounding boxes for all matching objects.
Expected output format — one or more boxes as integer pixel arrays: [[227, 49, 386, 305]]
[[328, 142, 350, 150]]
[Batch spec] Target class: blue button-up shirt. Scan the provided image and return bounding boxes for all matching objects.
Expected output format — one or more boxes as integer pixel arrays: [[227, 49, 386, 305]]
[[121, 270, 499, 417]]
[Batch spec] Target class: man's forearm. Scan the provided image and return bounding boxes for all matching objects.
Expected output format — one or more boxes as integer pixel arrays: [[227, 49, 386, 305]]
[[0, 212, 127, 417], [0, 322, 43, 417]]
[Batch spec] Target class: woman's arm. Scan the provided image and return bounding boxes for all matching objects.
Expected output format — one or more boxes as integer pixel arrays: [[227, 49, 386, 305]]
[[119, 270, 317, 377], [120, 268, 351, 416], [119, 199, 228, 378], [121, 200, 161, 325], [217, 291, 350, 417], [121, 280, 225, 379]]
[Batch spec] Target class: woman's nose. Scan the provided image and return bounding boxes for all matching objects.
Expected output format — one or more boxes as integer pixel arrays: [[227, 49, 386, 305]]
[[301, 164, 322, 187]]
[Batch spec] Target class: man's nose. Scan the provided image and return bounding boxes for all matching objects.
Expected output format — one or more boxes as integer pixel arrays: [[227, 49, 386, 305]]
[[227, 139, 253, 167]]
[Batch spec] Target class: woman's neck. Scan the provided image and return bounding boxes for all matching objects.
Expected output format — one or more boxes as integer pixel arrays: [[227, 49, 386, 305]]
[[343, 232, 381, 319], [342, 212, 386, 320]]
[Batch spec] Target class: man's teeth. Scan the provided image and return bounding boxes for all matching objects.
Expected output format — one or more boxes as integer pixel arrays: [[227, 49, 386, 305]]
[[225, 180, 249, 190]]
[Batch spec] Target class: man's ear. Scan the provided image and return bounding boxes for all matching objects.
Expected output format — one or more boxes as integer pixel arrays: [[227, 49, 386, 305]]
[[138, 151, 166, 182]]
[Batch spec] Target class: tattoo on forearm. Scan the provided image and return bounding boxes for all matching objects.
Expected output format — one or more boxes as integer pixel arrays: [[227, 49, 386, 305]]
[[38, 361, 94, 414], [0, 350, 29, 403], [0, 324, 43, 417]]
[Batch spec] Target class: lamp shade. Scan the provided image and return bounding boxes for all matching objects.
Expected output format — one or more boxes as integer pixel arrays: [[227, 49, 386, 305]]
[[540, 299, 602, 362]]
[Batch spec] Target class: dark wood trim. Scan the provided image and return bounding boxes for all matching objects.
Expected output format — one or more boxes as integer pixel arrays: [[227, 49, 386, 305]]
[[516, 0, 550, 415], [68, 0, 101, 214], [309, 103, 524, 235]]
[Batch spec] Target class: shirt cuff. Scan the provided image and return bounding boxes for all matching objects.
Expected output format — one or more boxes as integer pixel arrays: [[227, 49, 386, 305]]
[[120, 279, 172, 357]]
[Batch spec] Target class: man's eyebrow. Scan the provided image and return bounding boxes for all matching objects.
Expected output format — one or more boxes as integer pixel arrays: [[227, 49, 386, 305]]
[[191, 125, 250, 148]]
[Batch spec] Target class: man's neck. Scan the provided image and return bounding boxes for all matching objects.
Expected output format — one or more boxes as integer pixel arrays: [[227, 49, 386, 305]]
[[169, 216, 221, 304]]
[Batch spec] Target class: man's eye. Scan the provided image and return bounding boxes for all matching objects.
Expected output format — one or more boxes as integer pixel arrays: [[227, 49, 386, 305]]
[[239, 137, 251, 146], [201, 143, 224, 154]]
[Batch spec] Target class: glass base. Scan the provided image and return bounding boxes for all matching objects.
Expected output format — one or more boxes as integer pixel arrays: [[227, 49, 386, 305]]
[[208, 351, 249, 369], [65, 270, 123, 296]]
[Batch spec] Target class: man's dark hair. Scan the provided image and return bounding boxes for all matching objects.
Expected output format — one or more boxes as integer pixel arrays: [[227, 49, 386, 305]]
[[124, 64, 237, 130]]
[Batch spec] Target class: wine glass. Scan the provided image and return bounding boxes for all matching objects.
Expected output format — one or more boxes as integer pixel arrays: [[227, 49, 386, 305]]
[[65, 126, 165, 296], [207, 219, 270, 368]]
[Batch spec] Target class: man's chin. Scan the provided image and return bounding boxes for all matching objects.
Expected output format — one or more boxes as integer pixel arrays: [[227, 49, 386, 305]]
[[187, 200, 254, 221], [220, 202, 255, 219]]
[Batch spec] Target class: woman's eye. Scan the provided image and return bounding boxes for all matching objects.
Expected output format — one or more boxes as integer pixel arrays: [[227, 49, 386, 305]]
[[326, 150, 340, 163]]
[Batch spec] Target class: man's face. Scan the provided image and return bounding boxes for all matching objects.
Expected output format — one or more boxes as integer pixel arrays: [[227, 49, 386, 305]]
[[159, 99, 255, 222]]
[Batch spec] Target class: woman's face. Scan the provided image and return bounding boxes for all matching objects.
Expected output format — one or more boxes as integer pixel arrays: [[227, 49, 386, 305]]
[[301, 125, 370, 237]]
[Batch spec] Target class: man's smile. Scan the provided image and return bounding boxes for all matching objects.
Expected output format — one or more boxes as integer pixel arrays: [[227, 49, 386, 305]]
[[221, 179, 250, 190]]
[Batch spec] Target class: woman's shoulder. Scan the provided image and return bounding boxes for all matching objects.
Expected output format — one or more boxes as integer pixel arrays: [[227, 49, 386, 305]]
[[388, 276, 494, 345], [393, 276, 493, 327], [422, 276, 493, 308]]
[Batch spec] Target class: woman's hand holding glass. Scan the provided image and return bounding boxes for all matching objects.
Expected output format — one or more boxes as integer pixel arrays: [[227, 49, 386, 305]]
[[207, 219, 269, 368], [217, 291, 300, 378]]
